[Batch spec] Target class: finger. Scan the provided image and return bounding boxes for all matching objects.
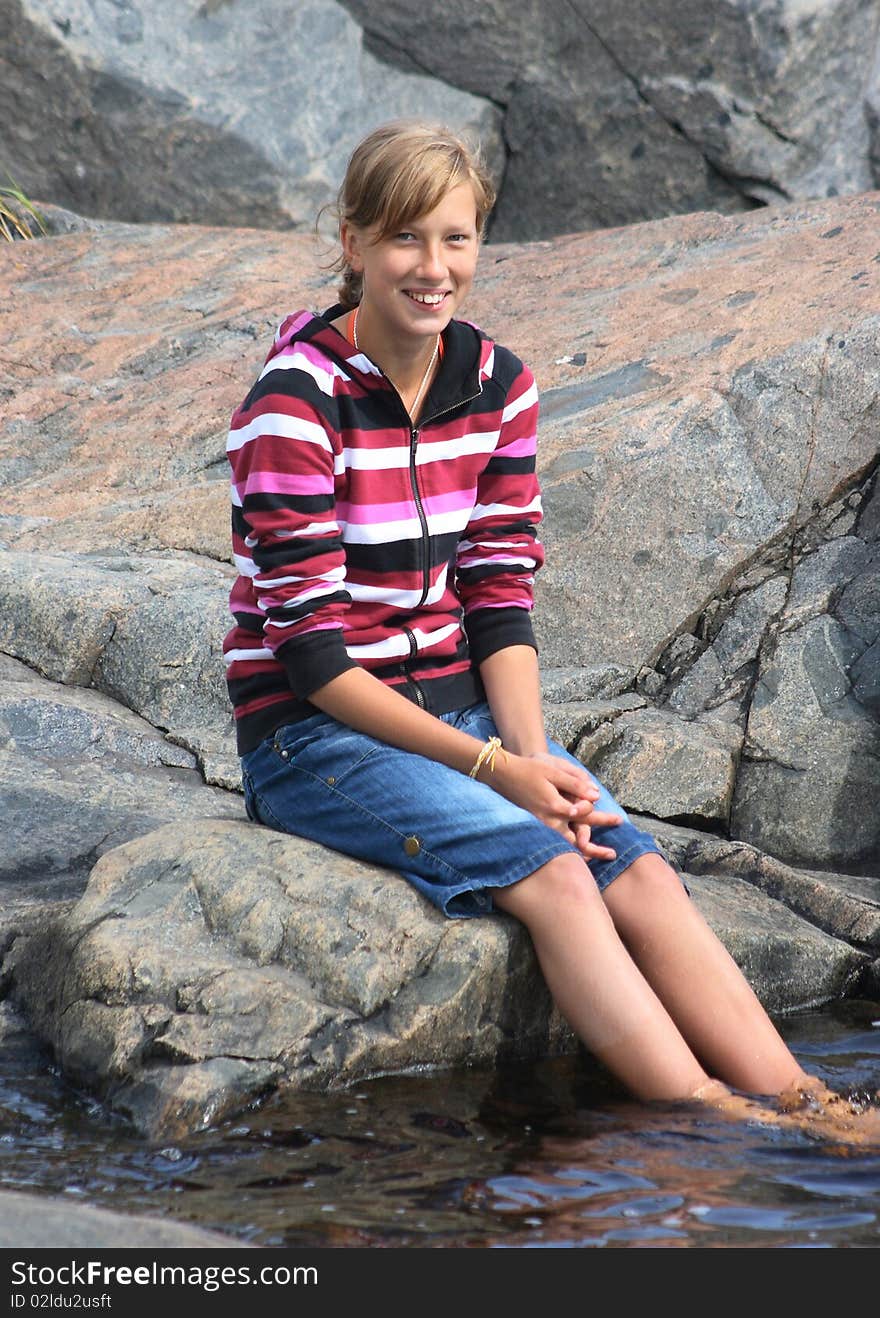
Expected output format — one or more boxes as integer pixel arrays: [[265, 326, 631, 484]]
[[571, 804, 623, 828], [545, 760, 599, 799], [578, 838, 618, 861], [573, 822, 617, 861]]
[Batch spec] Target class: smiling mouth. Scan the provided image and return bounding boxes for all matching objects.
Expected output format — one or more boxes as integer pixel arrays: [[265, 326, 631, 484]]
[[404, 290, 449, 306]]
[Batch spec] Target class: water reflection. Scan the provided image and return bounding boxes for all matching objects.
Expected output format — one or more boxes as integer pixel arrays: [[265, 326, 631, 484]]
[[1, 999, 878, 1248]]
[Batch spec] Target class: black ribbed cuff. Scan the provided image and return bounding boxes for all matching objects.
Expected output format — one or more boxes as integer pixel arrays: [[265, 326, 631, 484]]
[[277, 629, 358, 697], [464, 606, 537, 667]]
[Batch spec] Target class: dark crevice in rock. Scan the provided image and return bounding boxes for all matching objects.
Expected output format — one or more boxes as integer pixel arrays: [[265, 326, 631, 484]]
[[359, 26, 507, 113], [698, 158, 790, 206], [482, 112, 513, 246], [752, 107, 797, 148], [563, 0, 780, 208]]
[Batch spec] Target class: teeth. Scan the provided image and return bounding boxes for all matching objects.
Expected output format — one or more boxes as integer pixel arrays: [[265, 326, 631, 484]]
[[408, 291, 445, 305]]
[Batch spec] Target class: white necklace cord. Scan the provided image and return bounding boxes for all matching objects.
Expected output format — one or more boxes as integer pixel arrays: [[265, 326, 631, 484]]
[[353, 305, 439, 419]]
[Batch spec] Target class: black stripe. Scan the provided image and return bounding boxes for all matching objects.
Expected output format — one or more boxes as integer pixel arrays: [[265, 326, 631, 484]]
[[484, 454, 535, 475], [231, 611, 264, 632], [243, 491, 335, 515], [227, 671, 293, 704], [465, 519, 537, 539], [242, 370, 343, 431], [458, 560, 533, 583], [344, 530, 461, 576], [264, 589, 351, 624], [253, 535, 344, 570]]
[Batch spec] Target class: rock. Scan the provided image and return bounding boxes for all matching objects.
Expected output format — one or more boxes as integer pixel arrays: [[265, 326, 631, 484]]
[[683, 873, 864, 1012], [0, 654, 242, 963], [8, 820, 573, 1138], [9, 816, 867, 1138], [668, 575, 789, 718], [1, 0, 501, 230], [0, 553, 241, 787], [0, 1189, 250, 1248], [648, 816, 880, 959], [343, 0, 880, 238], [542, 693, 646, 750], [540, 664, 635, 703], [2, 194, 879, 1133], [732, 531, 880, 868], [576, 708, 741, 825]]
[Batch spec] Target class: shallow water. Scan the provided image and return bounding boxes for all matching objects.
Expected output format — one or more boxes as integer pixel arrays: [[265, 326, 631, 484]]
[[1, 999, 879, 1248]]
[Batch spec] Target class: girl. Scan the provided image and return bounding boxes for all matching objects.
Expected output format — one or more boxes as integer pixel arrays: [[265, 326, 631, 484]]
[[224, 121, 876, 1140]]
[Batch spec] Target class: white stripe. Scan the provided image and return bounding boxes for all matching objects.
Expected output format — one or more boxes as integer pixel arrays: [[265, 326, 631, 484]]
[[276, 521, 340, 538], [227, 412, 331, 454], [343, 506, 469, 545], [348, 351, 383, 376], [470, 495, 543, 520], [258, 348, 350, 395], [224, 646, 273, 665], [417, 430, 500, 465], [457, 553, 535, 569], [233, 552, 259, 579], [347, 565, 449, 608], [255, 567, 347, 594], [346, 620, 460, 661], [458, 537, 529, 552], [481, 347, 495, 379], [340, 429, 499, 472], [264, 616, 305, 630], [501, 380, 538, 423]]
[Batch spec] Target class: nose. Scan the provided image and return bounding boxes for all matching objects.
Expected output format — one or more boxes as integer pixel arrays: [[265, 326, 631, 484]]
[[417, 241, 446, 282]]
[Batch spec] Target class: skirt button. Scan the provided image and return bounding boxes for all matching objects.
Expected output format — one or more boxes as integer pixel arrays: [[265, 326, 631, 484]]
[[326, 776, 336, 786], [403, 835, 421, 857]]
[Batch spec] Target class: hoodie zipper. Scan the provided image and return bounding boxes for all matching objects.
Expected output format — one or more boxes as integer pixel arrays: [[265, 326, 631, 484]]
[[335, 325, 484, 709], [409, 391, 481, 607], [401, 626, 426, 707], [401, 390, 483, 707]]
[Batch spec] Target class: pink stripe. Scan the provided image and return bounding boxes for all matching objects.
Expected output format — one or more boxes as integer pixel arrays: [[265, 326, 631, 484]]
[[497, 433, 536, 457], [277, 311, 312, 341], [243, 470, 334, 497], [337, 488, 475, 525]]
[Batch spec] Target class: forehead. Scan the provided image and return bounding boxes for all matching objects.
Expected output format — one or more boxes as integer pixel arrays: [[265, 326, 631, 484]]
[[396, 181, 479, 230]]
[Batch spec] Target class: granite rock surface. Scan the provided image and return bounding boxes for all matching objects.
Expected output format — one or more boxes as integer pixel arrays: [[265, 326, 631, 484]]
[[1, 193, 878, 1135]]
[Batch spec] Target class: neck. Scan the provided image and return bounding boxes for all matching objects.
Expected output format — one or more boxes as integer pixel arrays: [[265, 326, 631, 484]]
[[353, 303, 439, 395]]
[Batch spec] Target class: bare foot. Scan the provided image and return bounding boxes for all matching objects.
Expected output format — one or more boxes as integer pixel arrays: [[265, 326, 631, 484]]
[[688, 1075, 880, 1149]]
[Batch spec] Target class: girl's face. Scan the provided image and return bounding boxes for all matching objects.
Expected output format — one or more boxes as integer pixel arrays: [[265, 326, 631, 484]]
[[341, 181, 480, 349]]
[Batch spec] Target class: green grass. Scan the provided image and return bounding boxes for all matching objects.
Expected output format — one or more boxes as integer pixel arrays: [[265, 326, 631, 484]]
[[0, 175, 48, 241]]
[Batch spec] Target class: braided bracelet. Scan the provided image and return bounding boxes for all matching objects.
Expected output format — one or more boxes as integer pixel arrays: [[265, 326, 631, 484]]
[[469, 735, 503, 779]]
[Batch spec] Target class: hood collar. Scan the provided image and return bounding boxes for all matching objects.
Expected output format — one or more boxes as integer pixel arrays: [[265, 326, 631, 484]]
[[272, 305, 489, 420]]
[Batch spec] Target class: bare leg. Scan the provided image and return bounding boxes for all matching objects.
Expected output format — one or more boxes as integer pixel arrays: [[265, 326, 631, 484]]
[[493, 851, 880, 1144], [601, 852, 805, 1094], [492, 852, 710, 1101]]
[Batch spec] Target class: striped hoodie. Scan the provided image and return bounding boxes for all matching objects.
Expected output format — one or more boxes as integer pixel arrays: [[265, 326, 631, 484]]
[[224, 306, 545, 754]]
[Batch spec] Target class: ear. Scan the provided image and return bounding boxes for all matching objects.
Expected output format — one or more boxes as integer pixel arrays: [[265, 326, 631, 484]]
[[340, 221, 365, 274]]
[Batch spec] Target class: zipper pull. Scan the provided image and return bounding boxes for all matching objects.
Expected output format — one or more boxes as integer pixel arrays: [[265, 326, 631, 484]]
[[411, 427, 419, 445]]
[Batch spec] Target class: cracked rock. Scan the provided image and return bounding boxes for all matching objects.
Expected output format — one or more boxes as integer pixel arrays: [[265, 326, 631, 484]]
[[1, 0, 501, 232], [576, 708, 741, 825]]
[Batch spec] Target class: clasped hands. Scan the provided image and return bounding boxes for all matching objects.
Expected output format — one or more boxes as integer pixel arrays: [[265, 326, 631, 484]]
[[488, 749, 622, 863]]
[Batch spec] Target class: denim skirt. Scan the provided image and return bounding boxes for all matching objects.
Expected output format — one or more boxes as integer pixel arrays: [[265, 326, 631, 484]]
[[240, 700, 662, 919]]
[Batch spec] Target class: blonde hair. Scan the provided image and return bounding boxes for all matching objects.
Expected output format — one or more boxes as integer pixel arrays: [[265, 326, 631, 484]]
[[329, 120, 496, 310]]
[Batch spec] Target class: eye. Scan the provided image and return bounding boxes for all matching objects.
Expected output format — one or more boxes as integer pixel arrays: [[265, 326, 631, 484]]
[[394, 231, 417, 242]]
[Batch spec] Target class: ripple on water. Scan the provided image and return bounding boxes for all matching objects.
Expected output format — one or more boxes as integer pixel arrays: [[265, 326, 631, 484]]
[[1, 1000, 879, 1248]]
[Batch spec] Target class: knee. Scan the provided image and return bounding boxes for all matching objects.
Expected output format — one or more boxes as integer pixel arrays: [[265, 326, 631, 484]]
[[493, 852, 602, 924], [603, 852, 686, 919]]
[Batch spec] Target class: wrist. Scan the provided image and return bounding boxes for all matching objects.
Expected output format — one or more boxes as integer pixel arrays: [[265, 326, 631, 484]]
[[474, 741, 517, 787]]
